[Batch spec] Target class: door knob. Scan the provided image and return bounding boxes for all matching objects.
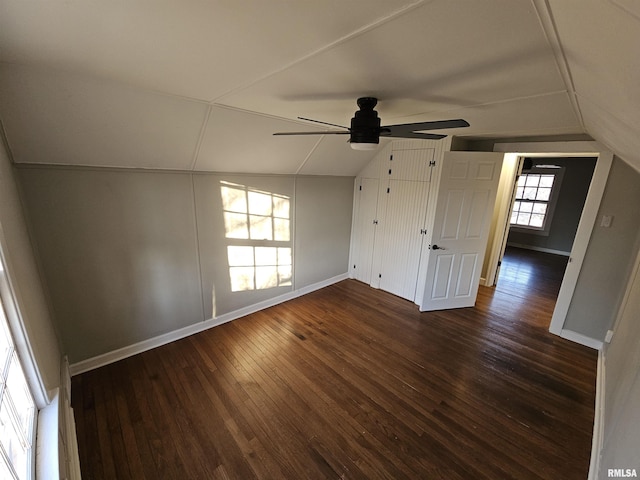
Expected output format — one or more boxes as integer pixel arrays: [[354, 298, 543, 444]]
[[431, 244, 446, 250]]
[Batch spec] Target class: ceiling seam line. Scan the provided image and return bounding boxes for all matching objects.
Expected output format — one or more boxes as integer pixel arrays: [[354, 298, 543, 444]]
[[189, 104, 213, 171], [531, 0, 586, 131], [0, 119, 16, 164], [295, 136, 325, 175], [209, 0, 428, 104]]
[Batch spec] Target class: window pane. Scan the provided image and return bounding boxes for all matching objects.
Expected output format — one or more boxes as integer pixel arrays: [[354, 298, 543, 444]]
[[536, 187, 551, 201], [220, 186, 247, 213], [0, 320, 12, 371], [532, 203, 547, 214], [519, 202, 533, 213], [6, 355, 35, 443], [0, 456, 16, 480], [539, 175, 555, 188], [249, 215, 273, 240], [516, 213, 531, 225], [0, 397, 29, 480], [223, 212, 249, 239], [517, 175, 527, 187], [510, 211, 519, 224], [248, 191, 272, 216], [523, 187, 537, 200], [516, 187, 524, 199], [530, 214, 545, 227], [525, 174, 540, 187]]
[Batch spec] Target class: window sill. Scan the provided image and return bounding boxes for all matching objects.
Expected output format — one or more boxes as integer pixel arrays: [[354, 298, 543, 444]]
[[35, 387, 81, 480], [36, 389, 60, 480]]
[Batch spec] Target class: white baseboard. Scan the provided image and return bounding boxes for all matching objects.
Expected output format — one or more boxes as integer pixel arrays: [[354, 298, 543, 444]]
[[588, 350, 605, 480], [559, 328, 604, 350], [69, 273, 349, 376], [507, 242, 571, 257]]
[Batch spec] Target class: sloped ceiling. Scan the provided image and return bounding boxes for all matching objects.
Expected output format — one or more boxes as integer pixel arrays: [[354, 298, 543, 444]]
[[0, 0, 638, 176]]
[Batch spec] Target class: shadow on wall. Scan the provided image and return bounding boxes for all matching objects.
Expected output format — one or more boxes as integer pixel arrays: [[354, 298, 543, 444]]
[[210, 180, 293, 317]]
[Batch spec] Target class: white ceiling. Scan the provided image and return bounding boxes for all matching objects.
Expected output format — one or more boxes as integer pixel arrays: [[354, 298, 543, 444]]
[[0, 0, 638, 176]]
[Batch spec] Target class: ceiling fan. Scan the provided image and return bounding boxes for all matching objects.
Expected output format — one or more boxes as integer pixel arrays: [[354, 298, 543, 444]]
[[273, 97, 470, 150]]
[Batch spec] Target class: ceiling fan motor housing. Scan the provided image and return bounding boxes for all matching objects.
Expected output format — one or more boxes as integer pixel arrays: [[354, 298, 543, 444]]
[[350, 97, 381, 145]]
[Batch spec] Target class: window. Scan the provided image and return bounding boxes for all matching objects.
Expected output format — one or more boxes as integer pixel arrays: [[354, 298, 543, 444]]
[[510, 166, 563, 234], [220, 181, 292, 292], [0, 261, 36, 480]]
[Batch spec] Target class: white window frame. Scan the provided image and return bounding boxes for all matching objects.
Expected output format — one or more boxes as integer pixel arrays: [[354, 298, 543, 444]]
[[0, 262, 39, 480], [0, 226, 55, 480], [510, 165, 565, 236]]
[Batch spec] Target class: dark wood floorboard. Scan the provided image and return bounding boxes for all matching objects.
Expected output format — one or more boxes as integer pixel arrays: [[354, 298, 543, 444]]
[[72, 246, 596, 479]]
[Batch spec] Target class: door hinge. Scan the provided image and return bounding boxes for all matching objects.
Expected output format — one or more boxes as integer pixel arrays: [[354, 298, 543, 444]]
[[390, 154, 393, 161], [359, 185, 362, 191], [420, 228, 427, 234], [378, 273, 382, 278], [429, 160, 436, 167], [497, 260, 502, 266], [373, 219, 378, 225], [388, 168, 392, 175], [386, 187, 390, 193]]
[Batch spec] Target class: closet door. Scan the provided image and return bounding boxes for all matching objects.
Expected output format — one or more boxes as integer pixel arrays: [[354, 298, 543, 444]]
[[350, 177, 379, 284], [376, 180, 430, 301]]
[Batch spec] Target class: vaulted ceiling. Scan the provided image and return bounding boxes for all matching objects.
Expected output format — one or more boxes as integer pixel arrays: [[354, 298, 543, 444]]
[[0, 0, 638, 176]]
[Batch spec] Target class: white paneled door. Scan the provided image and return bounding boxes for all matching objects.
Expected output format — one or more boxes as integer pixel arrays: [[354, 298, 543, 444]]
[[376, 179, 430, 301], [351, 177, 379, 284], [419, 152, 504, 311]]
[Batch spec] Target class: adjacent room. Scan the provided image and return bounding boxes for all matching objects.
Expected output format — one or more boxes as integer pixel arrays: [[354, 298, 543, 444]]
[[0, 1, 639, 479]]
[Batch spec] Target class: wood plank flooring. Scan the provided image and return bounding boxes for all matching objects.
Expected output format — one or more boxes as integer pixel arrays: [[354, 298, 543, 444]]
[[72, 247, 596, 479]]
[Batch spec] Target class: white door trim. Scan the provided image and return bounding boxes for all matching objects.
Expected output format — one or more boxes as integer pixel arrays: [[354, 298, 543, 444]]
[[493, 141, 614, 343]]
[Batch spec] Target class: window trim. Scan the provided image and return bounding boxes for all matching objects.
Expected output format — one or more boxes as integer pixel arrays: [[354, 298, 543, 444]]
[[0, 228, 49, 480], [510, 165, 565, 236]]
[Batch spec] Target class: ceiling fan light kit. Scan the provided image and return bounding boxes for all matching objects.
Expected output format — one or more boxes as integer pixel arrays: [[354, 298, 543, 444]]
[[274, 97, 470, 150], [349, 97, 381, 150]]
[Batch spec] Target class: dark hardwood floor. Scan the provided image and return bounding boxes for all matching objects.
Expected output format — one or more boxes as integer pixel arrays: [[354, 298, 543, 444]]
[[72, 246, 596, 479]]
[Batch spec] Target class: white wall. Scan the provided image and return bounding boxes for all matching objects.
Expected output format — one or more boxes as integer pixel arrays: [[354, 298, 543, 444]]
[[0, 143, 61, 397], [564, 158, 640, 340], [294, 176, 354, 288], [16, 166, 354, 363], [597, 248, 640, 478]]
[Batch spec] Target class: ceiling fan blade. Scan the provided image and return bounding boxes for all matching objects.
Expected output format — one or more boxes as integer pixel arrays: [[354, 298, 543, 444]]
[[383, 119, 470, 133], [381, 131, 447, 140], [273, 131, 350, 136], [298, 117, 349, 130]]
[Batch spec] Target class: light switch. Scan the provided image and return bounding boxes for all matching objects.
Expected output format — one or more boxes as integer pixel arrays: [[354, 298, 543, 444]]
[[601, 215, 613, 228]]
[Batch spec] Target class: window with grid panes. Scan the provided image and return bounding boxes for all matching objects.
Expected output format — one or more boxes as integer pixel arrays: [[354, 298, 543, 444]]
[[0, 260, 36, 480], [510, 167, 563, 233]]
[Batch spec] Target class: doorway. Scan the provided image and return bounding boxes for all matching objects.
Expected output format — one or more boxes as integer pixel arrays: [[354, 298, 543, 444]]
[[487, 142, 613, 348], [494, 155, 597, 296]]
